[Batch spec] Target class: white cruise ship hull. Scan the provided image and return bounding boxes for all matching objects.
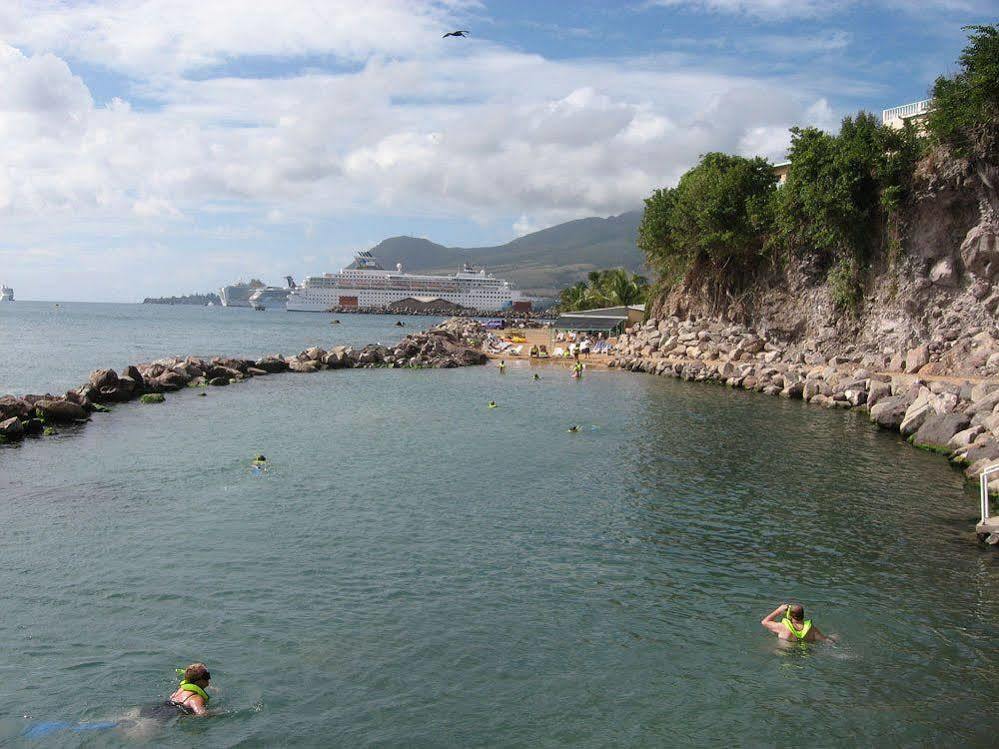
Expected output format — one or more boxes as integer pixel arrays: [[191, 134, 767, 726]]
[[286, 288, 519, 312]]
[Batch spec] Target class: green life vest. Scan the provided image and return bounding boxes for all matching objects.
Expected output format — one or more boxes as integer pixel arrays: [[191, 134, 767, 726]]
[[178, 681, 210, 704], [782, 613, 813, 641]]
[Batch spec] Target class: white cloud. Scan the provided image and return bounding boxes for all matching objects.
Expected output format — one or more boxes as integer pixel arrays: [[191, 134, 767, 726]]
[[8, 0, 475, 75], [647, 0, 994, 18]]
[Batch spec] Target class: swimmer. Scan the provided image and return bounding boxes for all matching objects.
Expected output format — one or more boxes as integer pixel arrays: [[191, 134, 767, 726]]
[[139, 663, 212, 718], [761, 603, 833, 643], [533, 373, 540, 380], [395, 320, 405, 327], [251, 454, 268, 474], [330, 319, 341, 324], [488, 401, 498, 409], [567, 425, 580, 433], [498, 360, 506, 372]]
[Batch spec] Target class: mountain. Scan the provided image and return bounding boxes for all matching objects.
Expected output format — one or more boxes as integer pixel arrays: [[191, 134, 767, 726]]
[[368, 211, 644, 295]]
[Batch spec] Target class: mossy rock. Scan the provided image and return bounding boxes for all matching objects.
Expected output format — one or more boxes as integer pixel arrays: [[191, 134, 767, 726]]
[[91, 403, 113, 413], [140, 393, 166, 404], [43, 426, 58, 436]]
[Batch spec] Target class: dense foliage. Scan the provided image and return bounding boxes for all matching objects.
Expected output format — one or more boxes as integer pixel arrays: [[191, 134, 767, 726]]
[[926, 24, 999, 157], [774, 112, 923, 267], [557, 268, 649, 311], [637, 153, 775, 282]]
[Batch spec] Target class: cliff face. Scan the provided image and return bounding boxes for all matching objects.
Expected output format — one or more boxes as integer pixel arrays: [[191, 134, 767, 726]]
[[653, 149, 999, 379]]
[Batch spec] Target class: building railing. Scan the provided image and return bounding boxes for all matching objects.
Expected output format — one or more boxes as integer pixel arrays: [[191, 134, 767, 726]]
[[882, 99, 932, 124]]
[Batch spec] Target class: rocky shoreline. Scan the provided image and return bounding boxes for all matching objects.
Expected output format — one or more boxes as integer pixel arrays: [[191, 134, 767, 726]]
[[609, 315, 999, 501], [0, 319, 487, 445]]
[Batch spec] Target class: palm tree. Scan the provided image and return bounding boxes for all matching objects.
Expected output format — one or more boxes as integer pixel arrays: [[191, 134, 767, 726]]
[[557, 269, 648, 311]]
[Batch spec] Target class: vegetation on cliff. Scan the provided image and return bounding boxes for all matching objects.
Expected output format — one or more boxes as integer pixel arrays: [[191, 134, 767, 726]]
[[143, 292, 222, 305], [556, 268, 649, 311], [637, 23, 997, 314]]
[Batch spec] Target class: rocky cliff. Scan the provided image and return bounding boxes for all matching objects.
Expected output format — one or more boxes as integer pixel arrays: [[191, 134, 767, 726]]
[[652, 148, 999, 379]]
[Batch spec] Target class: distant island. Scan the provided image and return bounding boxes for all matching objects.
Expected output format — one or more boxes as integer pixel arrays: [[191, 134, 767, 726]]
[[143, 292, 221, 305]]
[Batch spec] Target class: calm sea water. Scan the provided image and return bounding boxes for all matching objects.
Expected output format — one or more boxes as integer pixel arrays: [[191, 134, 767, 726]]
[[0, 303, 997, 746]]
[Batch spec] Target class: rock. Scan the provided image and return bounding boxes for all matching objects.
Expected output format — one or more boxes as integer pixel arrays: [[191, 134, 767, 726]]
[[288, 359, 320, 373], [948, 425, 985, 451], [303, 347, 327, 361], [246, 367, 268, 377], [155, 371, 188, 391], [208, 377, 230, 386], [122, 365, 145, 387], [254, 356, 289, 373], [968, 388, 999, 416], [35, 399, 88, 423], [911, 413, 971, 452], [0, 416, 24, 440], [867, 380, 892, 408], [960, 221, 999, 280], [89, 368, 119, 391], [900, 395, 935, 437], [929, 257, 959, 286], [905, 345, 929, 373], [139, 393, 166, 404], [869, 395, 913, 430]]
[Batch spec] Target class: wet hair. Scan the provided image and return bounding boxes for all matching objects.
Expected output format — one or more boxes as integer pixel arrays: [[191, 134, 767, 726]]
[[183, 663, 211, 683], [788, 604, 805, 620]]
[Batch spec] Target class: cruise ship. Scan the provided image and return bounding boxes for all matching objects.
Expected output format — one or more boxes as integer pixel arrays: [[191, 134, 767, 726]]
[[1, 284, 13, 302], [218, 279, 265, 307], [249, 277, 296, 310], [285, 251, 528, 312]]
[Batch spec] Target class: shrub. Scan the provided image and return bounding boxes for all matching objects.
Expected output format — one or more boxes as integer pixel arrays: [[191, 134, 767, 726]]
[[926, 24, 999, 157], [638, 152, 776, 281]]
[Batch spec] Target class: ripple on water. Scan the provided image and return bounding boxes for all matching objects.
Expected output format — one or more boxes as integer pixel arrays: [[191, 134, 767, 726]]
[[1, 363, 997, 746]]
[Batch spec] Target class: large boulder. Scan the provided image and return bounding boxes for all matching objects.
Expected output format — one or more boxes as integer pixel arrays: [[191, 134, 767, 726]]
[[869, 394, 912, 430], [254, 356, 288, 373], [911, 413, 971, 452], [35, 399, 88, 423], [89, 368, 119, 391], [905, 345, 929, 373], [0, 416, 24, 440], [967, 388, 999, 416], [155, 371, 188, 391], [0, 396, 31, 421], [287, 359, 319, 373]]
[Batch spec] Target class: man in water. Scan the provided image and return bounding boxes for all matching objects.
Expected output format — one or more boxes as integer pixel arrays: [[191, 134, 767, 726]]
[[140, 663, 212, 718], [498, 359, 506, 372], [761, 603, 833, 643]]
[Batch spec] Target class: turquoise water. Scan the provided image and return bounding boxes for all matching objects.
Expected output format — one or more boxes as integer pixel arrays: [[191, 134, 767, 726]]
[[1, 304, 997, 746]]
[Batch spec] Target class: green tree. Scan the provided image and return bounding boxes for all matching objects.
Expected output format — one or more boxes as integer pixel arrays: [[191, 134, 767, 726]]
[[637, 152, 776, 284], [926, 24, 999, 157], [775, 112, 923, 267], [556, 269, 648, 311]]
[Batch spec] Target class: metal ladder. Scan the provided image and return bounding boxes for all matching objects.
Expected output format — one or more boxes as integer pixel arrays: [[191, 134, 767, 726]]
[[980, 463, 999, 545]]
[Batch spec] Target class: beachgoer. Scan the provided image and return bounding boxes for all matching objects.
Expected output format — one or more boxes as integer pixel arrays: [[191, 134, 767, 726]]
[[140, 663, 212, 718], [498, 360, 506, 372], [533, 373, 540, 380], [572, 361, 584, 379], [760, 603, 832, 643]]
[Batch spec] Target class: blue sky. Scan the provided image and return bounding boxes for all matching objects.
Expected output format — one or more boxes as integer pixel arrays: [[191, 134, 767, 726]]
[[0, 0, 993, 301]]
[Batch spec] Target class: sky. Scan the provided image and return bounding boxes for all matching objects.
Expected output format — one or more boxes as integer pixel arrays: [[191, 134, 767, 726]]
[[0, 0, 994, 301]]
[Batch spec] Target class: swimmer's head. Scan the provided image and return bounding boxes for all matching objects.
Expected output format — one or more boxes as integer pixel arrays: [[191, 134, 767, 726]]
[[181, 663, 211, 686], [787, 604, 804, 621], [255, 455, 266, 462]]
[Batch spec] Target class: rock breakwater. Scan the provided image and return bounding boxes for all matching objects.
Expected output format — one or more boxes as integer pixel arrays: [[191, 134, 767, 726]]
[[0, 319, 486, 446], [610, 316, 999, 497]]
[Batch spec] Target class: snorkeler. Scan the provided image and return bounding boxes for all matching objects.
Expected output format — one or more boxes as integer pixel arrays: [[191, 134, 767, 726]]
[[139, 663, 212, 718], [488, 401, 498, 409], [498, 360, 506, 372], [533, 373, 540, 380], [567, 425, 580, 433], [761, 603, 833, 643], [251, 454, 268, 474]]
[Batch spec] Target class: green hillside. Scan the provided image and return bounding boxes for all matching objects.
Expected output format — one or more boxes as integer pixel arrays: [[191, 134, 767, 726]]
[[369, 211, 643, 295]]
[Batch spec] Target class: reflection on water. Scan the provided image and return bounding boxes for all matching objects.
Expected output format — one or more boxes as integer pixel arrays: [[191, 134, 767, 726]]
[[1, 318, 997, 745]]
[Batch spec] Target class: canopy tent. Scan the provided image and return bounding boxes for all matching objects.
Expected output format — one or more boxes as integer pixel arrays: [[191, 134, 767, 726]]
[[553, 314, 627, 332]]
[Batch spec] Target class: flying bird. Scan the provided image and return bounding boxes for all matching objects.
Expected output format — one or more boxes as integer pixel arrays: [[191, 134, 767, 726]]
[[443, 30, 469, 38]]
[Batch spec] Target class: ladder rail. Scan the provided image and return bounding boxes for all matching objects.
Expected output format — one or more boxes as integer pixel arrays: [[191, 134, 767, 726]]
[[981, 463, 999, 524]]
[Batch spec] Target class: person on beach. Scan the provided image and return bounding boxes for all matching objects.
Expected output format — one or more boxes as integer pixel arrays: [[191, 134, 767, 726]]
[[139, 663, 212, 718], [498, 360, 506, 372], [761, 604, 833, 643]]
